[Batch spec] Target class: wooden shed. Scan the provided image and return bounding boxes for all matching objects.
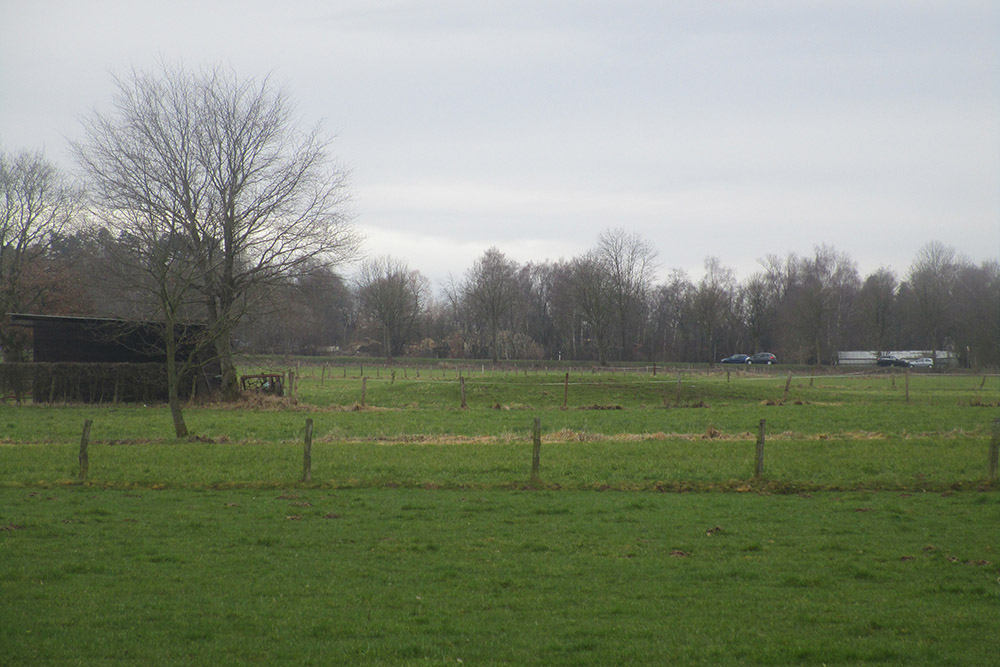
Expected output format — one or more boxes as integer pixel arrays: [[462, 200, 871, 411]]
[[6, 313, 221, 402]]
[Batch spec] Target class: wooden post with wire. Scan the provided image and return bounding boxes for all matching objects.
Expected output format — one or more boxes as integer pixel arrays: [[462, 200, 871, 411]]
[[988, 417, 1000, 483], [531, 417, 542, 482], [755, 419, 766, 480], [302, 418, 313, 482], [78, 419, 93, 482]]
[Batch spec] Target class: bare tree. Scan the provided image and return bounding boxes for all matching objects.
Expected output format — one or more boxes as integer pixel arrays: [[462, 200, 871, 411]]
[[94, 215, 207, 437], [596, 228, 657, 360], [740, 272, 773, 355], [694, 257, 737, 362], [74, 61, 360, 399], [649, 269, 694, 361], [509, 263, 554, 358], [858, 267, 898, 353], [0, 147, 83, 361], [951, 260, 1000, 368], [545, 259, 583, 360], [233, 266, 354, 354], [906, 241, 958, 354], [356, 256, 428, 359], [462, 247, 519, 363], [787, 245, 860, 365], [570, 252, 614, 365]]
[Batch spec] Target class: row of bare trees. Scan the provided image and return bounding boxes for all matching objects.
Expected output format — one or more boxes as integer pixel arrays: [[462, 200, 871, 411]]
[[4, 146, 999, 377], [438, 240, 998, 369]]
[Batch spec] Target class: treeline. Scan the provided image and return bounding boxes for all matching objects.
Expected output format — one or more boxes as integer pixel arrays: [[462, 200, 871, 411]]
[[7, 223, 996, 369], [353, 234, 999, 368]]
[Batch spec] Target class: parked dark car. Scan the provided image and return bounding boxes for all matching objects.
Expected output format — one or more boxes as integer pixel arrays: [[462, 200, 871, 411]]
[[721, 354, 749, 364], [747, 352, 776, 365], [876, 355, 909, 367]]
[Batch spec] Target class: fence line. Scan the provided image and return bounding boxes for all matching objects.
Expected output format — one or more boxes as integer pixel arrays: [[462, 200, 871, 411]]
[[64, 414, 1000, 490]]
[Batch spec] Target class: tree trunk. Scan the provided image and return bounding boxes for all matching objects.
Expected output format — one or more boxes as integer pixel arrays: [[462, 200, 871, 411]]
[[163, 321, 189, 438], [214, 334, 240, 401]]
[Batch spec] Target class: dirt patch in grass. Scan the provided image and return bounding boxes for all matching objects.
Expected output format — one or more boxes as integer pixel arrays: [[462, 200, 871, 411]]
[[968, 398, 1000, 407], [202, 395, 398, 413], [545, 429, 604, 442]]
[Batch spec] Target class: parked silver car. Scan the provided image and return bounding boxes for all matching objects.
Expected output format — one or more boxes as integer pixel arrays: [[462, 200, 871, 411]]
[[909, 357, 933, 368]]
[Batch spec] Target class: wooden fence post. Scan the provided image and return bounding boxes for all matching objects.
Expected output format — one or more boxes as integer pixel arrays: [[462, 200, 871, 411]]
[[460, 375, 467, 409], [531, 417, 542, 482], [755, 419, 766, 480], [989, 417, 1000, 483], [675, 373, 682, 405], [563, 372, 569, 410], [79, 419, 93, 482], [302, 418, 313, 482], [360, 377, 367, 407], [783, 372, 792, 402]]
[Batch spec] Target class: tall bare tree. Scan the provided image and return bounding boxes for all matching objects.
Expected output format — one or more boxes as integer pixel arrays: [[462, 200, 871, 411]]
[[740, 272, 773, 356], [694, 257, 737, 362], [462, 247, 518, 363], [951, 260, 1000, 368], [74, 61, 360, 399], [787, 245, 860, 365], [649, 269, 694, 362], [570, 252, 614, 365], [356, 256, 428, 359], [596, 228, 657, 360], [906, 241, 958, 354], [96, 218, 207, 437], [0, 147, 83, 361], [857, 267, 898, 353]]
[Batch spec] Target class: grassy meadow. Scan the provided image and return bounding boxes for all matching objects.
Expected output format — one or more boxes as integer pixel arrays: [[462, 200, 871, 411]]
[[2, 362, 999, 664]]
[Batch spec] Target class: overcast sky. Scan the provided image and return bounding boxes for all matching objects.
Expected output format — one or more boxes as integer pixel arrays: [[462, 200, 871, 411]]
[[2, 0, 997, 290]]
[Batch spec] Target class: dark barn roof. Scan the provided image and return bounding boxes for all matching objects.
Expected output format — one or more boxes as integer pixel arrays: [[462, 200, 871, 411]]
[[9, 313, 208, 364]]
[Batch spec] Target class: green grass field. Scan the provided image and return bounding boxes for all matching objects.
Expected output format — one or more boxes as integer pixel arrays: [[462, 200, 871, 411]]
[[2, 364, 999, 664]]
